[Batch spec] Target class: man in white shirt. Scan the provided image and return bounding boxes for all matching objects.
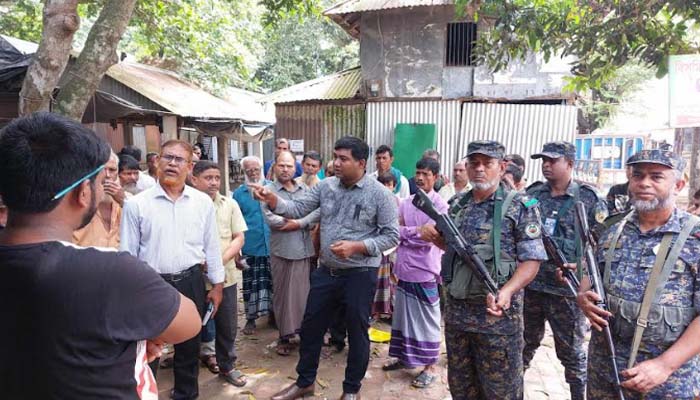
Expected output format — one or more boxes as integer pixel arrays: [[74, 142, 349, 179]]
[[121, 140, 224, 400], [438, 160, 471, 201]]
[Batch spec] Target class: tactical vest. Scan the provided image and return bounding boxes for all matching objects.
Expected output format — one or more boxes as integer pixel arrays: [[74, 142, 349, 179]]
[[604, 213, 699, 364], [529, 182, 583, 277], [447, 187, 518, 302]]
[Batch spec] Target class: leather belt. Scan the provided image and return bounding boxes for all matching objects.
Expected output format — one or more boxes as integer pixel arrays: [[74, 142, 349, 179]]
[[160, 264, 202, 283], [322, 265, 369, 277]]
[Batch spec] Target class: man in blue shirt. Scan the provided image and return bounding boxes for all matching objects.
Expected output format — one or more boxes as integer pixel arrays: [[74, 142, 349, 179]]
[[233, 156, 274, 335], [264, 138, 302, 180]]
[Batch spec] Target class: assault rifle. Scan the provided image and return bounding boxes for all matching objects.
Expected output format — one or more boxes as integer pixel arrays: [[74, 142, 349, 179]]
[[575, 201, 625, 400], [412, 189, 514, 319], [541, 233, 580, 297]]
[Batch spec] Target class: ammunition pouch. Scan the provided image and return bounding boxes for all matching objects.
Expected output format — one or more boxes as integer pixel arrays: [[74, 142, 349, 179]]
[[447, 244, 516, 301], [608, 294, 696, 347]]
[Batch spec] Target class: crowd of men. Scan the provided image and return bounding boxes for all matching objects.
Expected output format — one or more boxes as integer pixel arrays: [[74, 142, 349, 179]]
[[2, 112, 700, 400]]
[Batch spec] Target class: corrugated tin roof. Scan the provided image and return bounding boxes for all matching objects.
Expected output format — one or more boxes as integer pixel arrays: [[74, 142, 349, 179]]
[[106, 62, 273, 123], [260, 67, 362, 104], [324, 0, 453, 15]]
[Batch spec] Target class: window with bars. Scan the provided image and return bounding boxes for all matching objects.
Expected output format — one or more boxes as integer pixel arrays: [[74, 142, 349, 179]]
[[445, 22, 477, 66]]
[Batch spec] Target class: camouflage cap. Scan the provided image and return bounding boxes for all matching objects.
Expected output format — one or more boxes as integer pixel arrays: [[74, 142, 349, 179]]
[[530, 141, 576, 160], [465, 140, 506, 159], [626, 149, 686, 172]]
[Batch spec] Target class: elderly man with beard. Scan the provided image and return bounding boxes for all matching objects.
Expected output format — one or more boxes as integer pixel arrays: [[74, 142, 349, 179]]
[[233, 156, 274, 335], [191, 161, 248, 387], [0, 113, 200, 399], [262, 151, 320, 356], [578, 150, 700, 400], [121, 140, 225, 400], [118, 154, 141, 195], [73, 150, 126, 248], [421, 140, 547, 400]]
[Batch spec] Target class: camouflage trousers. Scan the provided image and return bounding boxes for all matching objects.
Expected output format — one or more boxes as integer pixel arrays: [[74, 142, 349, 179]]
[[445, 323, 523, 400], [522, 289, 587, 400]]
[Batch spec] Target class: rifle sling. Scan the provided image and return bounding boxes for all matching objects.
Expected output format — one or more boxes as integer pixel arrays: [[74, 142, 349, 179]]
[[627, 215, 699, 369], [491, 188, 518, 281]]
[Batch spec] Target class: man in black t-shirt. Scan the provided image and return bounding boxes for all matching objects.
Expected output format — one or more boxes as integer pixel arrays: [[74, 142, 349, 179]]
[[0, 112, 201, 399]]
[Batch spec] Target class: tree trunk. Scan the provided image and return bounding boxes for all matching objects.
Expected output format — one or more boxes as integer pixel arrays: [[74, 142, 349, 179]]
[[690, 127, 700, 203], [54, 0, 137, 121], [18, 0, 80, 115]]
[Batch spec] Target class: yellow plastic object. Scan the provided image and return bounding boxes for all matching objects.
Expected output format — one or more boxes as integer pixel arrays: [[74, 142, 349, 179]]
[[368, 327, 391, 343]]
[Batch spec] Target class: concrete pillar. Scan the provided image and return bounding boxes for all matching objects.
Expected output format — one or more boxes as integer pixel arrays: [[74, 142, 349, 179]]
[[217, 135, 230, 196], [162, 115, 178, 141]]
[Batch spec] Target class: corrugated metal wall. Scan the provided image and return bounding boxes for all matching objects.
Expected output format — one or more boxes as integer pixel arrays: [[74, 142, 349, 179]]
[[459, 103, 578, 184], [366, 100, 462, 177], [275, 103, 366, 166]]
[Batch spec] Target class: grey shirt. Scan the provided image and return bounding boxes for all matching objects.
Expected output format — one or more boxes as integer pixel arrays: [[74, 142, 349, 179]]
[[273, 174, 399, 269], [262, 180, 319, 260]]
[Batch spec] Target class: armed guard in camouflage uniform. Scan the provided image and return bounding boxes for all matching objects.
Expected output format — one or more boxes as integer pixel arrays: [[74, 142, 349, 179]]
[[522, 141, 608, 400], [422, 141, 547, 399], [578, 149, 700, 399]]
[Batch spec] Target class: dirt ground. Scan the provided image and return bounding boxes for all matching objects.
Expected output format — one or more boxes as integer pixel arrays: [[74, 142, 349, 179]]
[[156, 302, 572, 400]]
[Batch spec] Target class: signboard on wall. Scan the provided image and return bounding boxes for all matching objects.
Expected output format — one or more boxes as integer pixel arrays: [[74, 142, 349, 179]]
[[669, 54, 700, 127], [289, 139, 304, 152]]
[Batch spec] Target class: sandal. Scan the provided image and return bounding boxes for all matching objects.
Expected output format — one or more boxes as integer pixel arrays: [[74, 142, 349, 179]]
[[242, 320, 256, 335], [411, 371, 437, 389], [220, 369, 247, 387], [200, 355, 220, 374], [382, 360, 406, 371], [276, 342, 293, 356]]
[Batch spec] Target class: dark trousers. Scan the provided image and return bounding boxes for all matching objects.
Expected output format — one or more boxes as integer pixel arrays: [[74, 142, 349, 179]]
[[214, 284, 238, 373], [151, 267, 206, 400], [296, 267, 377, 394], [329, 304, 347, 350]]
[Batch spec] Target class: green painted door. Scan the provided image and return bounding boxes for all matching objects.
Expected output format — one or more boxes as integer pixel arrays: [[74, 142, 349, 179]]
[[393, 123, 437, 177]]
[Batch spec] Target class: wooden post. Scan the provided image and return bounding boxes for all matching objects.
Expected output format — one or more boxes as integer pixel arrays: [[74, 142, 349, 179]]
[[218, 135, 230, 196], [162, 115, 178, 141]]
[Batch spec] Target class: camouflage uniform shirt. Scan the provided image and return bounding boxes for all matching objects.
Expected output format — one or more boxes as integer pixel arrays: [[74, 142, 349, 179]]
[[526, 181, 608, 297], [444, 184, 547, 335], [589, 209, 700, 399]]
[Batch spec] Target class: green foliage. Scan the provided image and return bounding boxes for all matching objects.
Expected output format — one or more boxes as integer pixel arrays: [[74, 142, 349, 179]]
[[0, 0, 354, 93], [122, 0, 264, 93], [580, 62, 655, 130], [253, 15, 358, 92], [0, 0, 43, 43], [458, 0, 700, 90], [259, 0, 322, 27]]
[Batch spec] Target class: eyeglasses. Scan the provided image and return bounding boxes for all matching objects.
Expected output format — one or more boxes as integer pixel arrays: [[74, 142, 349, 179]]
[[244, 168, 261, 174], [52, 165, 106, 201], [161, 154, 189, 166]]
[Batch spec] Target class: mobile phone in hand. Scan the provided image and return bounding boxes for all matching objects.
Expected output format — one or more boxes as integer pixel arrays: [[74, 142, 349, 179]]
[[202, 302, 214, 326]]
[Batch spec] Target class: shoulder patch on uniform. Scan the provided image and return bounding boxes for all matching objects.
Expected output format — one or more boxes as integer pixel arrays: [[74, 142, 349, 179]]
[[525, 223, 541, 238], [522, 197, 538, 208]]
